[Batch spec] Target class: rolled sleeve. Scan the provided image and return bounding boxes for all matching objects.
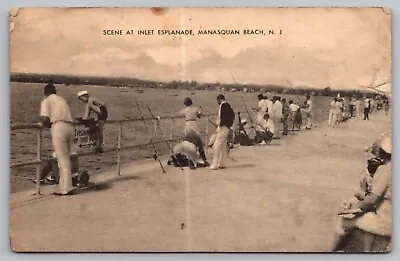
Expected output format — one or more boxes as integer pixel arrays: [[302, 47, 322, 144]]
[[40, 99, 50, 118]]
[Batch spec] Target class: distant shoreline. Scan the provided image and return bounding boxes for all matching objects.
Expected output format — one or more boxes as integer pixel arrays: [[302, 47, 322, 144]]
[[9, 72, 375, 98]]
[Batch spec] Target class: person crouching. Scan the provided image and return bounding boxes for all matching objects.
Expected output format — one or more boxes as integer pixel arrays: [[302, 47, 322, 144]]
[[172, 130, 210, 170]]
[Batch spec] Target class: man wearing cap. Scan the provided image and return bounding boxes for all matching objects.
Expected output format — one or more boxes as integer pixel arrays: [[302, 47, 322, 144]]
[[77, 90, 108, 153], [40, 83, 75, 195], [328, 98, 336, 126], [179, 97, 202, 135], [332, 134, 392, 251], [210, 94, 235, 170]]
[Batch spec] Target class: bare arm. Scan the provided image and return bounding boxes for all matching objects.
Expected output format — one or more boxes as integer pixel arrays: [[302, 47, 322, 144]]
[[83, 103, 91, 119], [83, 99, 101, 119]]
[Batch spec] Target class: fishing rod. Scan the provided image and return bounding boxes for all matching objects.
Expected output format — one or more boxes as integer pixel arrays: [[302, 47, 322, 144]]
[[135, 99, 166, 174], [147, 105, 184, 171], [228, 71, 256, 126], [284, 77, 302, 102], [240, 95, 255, 126]]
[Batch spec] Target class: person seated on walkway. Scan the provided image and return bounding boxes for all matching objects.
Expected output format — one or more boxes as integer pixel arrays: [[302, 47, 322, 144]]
[[332, 134, 392, 252], [234, 112, 254, 146], [34, 152, 89, 187], [254, 113, 274, 144]]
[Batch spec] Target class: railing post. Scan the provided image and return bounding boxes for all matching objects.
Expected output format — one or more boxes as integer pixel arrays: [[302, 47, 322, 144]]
[[117, 122, 122, 176], [170, 116, 175, 140], [205, 115, 209, 154], [35, 127, 42, 195]]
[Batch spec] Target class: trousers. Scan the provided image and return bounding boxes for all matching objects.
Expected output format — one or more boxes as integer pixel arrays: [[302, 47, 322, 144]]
[[211, 126, 229, 168], [254, 131, 273, 143], [51, 122, 75, 194], [364, 108, 370, 120], [305, 111, 312, 128], [332, 112, 340, 127], [272, 117, 281, 138], [328, 109, 334, 126]]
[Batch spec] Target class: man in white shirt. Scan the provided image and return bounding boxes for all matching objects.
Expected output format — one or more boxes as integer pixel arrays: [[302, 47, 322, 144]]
[[264, 95, 274, 117], [305, 95, 313, 130], [332, 98, 342, 128], [253, 94, 267, 124], [272, 96, 283, 138], [328, 98, 336, 126], [356, 98, 361, 117], [288, 100, 300, 131], [40, 83, 75, 195], [253, 94, 271, 125]]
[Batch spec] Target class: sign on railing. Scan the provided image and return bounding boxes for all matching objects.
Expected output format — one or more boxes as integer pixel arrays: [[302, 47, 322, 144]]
[[74, 126, 97, 150]]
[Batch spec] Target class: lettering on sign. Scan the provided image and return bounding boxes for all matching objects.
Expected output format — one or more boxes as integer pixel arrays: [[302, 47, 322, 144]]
[[74, 126, 97, 149]]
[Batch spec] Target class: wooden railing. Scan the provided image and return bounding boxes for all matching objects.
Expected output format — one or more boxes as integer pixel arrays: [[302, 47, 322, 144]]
[[10, 112, 247, 195]]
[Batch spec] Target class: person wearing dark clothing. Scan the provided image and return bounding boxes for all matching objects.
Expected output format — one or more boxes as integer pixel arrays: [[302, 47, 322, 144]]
[[281, 98, 290, 135], [363, 98, 371, 120], [210, 94, 235, 170]]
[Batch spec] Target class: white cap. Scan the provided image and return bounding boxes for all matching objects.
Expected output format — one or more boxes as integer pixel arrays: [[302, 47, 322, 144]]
[[77, 90, 89, 97], [380, 135, 392, 154], [241, 119, 247, 124]]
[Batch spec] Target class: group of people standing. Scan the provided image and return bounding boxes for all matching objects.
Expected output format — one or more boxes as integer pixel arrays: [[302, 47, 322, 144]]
[[253, 94, 313, 141], [328, 95, 390, 128], [173, 93, 314, 171], [174, 94, 235, 170]]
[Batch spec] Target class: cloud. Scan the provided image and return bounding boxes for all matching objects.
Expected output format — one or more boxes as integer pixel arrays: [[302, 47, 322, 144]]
[[10, 7, 391, 90]]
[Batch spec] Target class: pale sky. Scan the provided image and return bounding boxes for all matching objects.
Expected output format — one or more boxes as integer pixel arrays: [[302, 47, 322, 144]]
[[10, 7, 391, 90]]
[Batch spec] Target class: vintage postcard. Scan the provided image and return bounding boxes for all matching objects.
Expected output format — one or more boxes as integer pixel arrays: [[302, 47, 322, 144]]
[[9, 7, 392, 252]]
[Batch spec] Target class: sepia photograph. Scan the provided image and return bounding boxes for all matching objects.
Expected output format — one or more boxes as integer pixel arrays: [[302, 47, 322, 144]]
[[9, 7, 392, 252]]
